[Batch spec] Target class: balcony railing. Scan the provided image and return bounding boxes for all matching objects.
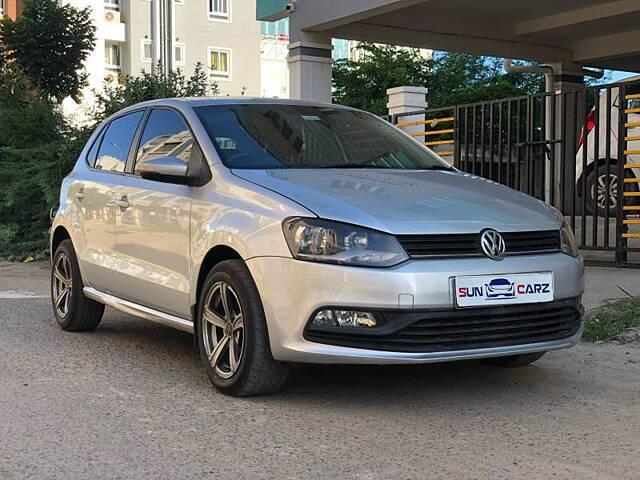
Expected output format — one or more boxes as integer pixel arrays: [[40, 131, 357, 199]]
[[104, 0, 120, 12]]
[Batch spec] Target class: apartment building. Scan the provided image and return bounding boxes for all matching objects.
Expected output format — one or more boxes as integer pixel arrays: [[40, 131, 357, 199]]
[[260, 18, 432, 99], [108, 0, 261, 96], [260, 19, 350, 99], [1, 0, 23, 19]]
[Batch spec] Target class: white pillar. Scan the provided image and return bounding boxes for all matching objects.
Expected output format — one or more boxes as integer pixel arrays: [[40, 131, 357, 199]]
[[387, 86, 428, 142], [288, 30, 332, 102]]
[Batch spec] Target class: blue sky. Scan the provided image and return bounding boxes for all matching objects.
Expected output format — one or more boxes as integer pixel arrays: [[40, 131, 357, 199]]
[[609, 70, 638, 82]]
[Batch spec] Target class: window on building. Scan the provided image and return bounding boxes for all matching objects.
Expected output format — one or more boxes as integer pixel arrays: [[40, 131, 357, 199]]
[[332, 39, 350, 61], [175, 43, 185, 66], [95, 111, 144, 172], [261, 19, 289, 39], [208, 48, 231, 80], [142, 40, 184, 66], [105, 0, 120, 12], [142, 40, 152, 62], [208, 0, 230, 21], [0, 0, 5, 17], [105, 42, 121, 73]]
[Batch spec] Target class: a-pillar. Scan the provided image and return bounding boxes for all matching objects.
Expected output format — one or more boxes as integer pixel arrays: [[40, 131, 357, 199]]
[[288, 28, 333, 103]]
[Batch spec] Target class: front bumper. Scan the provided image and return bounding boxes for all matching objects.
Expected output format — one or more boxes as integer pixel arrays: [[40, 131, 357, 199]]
[[246, 253, 584, 364]]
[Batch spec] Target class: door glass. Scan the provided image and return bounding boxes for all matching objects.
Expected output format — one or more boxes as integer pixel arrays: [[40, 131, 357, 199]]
[[135, 109, 195, 173], [95, 111, 144, 172], [86, 130, 104, 167]]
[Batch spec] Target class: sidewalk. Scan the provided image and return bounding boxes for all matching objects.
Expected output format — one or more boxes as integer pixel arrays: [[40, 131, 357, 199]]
[[583, 265, 640, 310]]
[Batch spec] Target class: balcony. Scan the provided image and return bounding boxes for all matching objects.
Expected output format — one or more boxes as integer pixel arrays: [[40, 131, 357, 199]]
[[102, 8, 125, 42]]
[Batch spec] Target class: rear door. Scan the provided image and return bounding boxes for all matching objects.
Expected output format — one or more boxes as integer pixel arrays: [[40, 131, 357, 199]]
[[109, 108, 197, 317], [76, 110, 144, 294]]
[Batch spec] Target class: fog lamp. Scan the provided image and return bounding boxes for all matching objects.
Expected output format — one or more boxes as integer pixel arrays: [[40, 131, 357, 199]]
[[311, 309, 378, 328]]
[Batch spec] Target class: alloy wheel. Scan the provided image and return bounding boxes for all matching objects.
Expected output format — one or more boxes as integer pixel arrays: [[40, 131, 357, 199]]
[[202, 281, 245, 379], [591, 173, 618, 211], [52, 252, 73, 318]]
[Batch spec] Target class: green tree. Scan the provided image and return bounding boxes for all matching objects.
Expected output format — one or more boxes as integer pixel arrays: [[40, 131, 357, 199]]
[[0, 62, 213, 260], [333, 43, 430, 115], [91, 64, 216, 121], [0, 0, 96, 101], [333, 46, 548, 114]]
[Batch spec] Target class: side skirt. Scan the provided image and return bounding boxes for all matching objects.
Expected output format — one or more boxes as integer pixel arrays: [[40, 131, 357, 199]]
[[83, 287, 194, 334]]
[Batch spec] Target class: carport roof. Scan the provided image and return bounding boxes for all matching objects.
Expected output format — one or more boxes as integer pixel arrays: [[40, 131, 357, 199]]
[[267, 0, 640, 72]]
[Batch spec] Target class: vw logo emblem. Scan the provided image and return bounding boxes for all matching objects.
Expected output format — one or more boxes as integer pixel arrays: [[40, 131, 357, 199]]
[[480, 229, 506, 260]]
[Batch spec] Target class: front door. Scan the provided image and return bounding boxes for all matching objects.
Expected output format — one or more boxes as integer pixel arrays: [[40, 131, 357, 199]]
[[110, 108, 196, 318], [76, 110, 145, 294]]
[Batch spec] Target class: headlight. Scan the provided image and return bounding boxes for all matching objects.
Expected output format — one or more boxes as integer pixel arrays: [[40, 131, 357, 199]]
[[560, 218, 579, 257], [282, 217, 409, 267]]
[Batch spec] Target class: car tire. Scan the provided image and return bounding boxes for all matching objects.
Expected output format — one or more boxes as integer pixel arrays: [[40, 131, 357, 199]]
[[585, 163, 639, 216], [51, 239, 105, 331], [196, 259, 289, 397], [481, 351, 546, 367]]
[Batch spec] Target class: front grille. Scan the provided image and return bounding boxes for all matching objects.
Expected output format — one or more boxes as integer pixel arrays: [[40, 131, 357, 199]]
[[397, 230, 560, 258], [305, 298, 582, 353]]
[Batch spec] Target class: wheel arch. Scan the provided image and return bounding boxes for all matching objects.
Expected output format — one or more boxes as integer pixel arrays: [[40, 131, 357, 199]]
[[51, 225, 71, 259], [192, 245, 243, 319]]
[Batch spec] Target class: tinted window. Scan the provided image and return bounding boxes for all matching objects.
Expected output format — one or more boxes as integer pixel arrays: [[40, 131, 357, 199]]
[[194, 105, 450, 170], [94, 111, 144, 172], [135, 109, 195, 173]]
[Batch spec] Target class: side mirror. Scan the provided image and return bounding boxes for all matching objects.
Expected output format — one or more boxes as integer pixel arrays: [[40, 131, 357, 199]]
[[137, 156, 196, 185]]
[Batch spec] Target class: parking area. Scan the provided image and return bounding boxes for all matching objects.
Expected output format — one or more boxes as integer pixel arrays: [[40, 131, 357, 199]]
[[0, 261, 639, 479]]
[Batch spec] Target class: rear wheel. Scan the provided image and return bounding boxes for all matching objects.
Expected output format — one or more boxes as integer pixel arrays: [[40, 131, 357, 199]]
[[196, 259, 289, 397], [51, 239, 104, 331], [482, 351, 546, 367]]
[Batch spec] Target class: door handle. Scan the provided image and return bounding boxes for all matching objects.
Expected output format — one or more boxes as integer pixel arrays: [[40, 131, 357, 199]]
[[115, 196, 130, 209], [75, 188, 85, 200]]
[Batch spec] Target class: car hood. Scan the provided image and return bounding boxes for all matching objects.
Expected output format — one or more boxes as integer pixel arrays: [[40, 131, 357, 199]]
[[231, 169, 561, 234]]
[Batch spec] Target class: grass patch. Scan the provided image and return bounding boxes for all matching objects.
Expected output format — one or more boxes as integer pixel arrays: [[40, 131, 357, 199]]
[[583, 298, 640, 342]]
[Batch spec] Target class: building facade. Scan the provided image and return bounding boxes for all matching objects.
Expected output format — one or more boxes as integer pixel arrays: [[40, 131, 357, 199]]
[[0, 0, 23, 19], [260, 19, 352, 99], [259, 18, 431, 99], [110, 0, 261, 97]]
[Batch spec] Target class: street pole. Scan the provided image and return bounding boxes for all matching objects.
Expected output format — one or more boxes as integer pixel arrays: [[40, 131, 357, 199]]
[[166, 0, 176, 74], [151, 0, 161, 74]]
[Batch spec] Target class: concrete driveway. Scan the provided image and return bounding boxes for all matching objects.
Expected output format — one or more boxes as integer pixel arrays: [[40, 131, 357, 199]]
[[0, 262, 639, 479]]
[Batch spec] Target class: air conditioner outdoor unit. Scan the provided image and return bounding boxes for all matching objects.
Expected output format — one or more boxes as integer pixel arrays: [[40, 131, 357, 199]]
[[104, 11, 121, 23], [104, 72, 120, 84]]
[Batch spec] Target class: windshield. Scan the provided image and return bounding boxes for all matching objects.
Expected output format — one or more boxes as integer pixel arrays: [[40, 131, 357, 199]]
[[194, 104, 451, 170]]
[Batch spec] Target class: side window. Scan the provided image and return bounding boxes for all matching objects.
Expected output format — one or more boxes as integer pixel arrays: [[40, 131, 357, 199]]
[[85, 129, 104, 167], [135, 109, 195, 173], [94, 111, 144, 173]]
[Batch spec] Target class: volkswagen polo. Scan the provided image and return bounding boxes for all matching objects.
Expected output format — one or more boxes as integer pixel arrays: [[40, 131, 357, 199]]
[[50, 98, 584, 396]]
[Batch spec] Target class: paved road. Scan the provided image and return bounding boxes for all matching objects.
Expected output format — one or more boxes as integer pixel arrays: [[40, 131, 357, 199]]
[[1, 262, 639, 479]]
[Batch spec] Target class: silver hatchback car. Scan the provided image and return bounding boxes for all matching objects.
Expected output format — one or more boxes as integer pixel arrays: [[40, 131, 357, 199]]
[[50, 98, 584, 396]]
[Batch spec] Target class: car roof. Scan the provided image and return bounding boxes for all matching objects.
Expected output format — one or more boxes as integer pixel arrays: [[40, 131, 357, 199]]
[[120, 97, 354, 110]]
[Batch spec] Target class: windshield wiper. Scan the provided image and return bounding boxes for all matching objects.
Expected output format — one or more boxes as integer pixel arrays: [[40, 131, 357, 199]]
[[420, 165, 453, 171]]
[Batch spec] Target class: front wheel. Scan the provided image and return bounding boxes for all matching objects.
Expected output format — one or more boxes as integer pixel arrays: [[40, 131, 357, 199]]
[[481, 351, 546, 367], [196, 260, 289, 397]]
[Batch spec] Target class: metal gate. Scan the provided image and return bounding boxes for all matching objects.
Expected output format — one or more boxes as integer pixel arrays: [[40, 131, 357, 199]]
[[391, 79, 640, 266]]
